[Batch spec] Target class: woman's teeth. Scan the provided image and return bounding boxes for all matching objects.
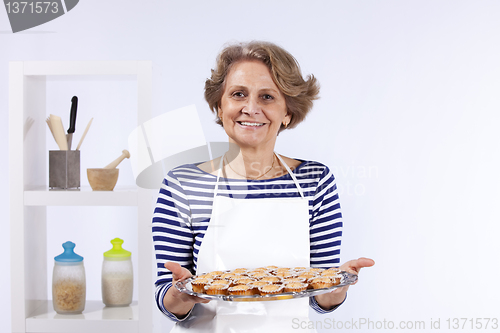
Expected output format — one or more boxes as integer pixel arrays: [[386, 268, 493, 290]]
[[240, 122, 264, 127]]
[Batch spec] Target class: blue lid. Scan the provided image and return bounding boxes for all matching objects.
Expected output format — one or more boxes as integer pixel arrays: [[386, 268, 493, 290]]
[[54, 241, 83, 262]]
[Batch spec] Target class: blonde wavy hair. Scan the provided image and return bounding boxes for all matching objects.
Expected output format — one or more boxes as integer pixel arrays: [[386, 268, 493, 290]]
[[204, 41, 320, 131]]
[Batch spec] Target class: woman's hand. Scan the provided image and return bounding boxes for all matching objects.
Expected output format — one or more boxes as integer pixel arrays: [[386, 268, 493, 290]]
[[163, 262, 210, 318], [314, 257, 375, 311]]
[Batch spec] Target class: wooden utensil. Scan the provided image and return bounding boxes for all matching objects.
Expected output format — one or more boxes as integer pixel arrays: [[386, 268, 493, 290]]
[[49, 114, 68, 150], [46, 117, 56, 142], [76, 118, 93, 150], [104, 150, 130, 169]]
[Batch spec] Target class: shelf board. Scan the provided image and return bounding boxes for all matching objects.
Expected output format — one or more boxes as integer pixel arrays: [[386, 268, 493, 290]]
[[23, 61, 142, 76], [24, 186, 138, 206], [26, 300, 139, 333]]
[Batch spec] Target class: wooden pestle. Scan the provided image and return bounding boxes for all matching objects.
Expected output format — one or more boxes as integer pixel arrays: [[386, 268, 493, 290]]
[[104, 150, 131, 169]]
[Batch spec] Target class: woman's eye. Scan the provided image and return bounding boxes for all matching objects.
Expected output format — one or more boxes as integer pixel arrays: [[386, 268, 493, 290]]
[[232, 92, 245, 98], [262, 94, 274, 100]]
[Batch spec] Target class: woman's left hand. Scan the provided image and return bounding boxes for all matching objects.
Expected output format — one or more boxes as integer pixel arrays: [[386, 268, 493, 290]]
[[314, 257, 375, 311]]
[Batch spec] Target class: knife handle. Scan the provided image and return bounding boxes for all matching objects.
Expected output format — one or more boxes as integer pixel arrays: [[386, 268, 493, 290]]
[[68, 96, 78, 133]]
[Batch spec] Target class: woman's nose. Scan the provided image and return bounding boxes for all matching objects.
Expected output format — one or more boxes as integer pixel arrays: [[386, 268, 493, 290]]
[[242, 96, 261, 115]]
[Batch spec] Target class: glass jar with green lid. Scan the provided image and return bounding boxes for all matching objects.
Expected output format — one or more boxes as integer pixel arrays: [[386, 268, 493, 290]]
[[102, 238, 133, 306]]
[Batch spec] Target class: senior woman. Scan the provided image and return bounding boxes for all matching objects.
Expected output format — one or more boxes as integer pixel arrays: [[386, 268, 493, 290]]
[[152, 41, 374, 332]]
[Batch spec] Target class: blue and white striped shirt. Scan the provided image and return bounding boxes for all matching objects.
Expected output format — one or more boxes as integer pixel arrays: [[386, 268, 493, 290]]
[[153, 160, 344, 321]]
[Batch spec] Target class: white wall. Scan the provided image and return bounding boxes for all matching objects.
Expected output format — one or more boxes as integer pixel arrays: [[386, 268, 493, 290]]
[[2, 1, 500, 332]]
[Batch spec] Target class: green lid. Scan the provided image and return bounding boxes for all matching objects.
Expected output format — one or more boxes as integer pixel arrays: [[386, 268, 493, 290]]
[[103, 238, 131, 259]]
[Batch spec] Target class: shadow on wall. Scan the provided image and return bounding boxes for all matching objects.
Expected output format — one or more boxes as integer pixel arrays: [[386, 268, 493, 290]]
[[128, 104, 229, 189]]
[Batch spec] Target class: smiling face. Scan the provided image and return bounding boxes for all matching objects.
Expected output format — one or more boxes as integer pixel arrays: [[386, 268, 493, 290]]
[[218, 60, 290, 151]]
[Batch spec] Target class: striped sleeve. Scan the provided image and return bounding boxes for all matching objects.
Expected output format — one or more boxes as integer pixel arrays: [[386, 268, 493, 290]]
[[309, 166, 343, 269], [152, 171, 195, 321], [308, 166, 344, 314]]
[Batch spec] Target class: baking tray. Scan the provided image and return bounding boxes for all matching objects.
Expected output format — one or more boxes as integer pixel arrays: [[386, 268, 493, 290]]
[[175, 271, 357, 302]]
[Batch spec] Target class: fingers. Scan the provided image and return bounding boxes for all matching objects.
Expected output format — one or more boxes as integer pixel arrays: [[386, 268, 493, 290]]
[[340, 257, 375, 274], [164, 262, 181, 280], [164, 262, 192, 281], [356, 257, 375, 269]]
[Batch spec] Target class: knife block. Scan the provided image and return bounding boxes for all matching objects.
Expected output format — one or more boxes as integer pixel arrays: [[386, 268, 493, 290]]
[[49, 150, 80, 190]]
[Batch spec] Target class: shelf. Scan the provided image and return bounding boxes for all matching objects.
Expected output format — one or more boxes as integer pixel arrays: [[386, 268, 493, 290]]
[[10, 61, 153, 332], [24, 186, 138, 206], [26, 300, 138, 333]]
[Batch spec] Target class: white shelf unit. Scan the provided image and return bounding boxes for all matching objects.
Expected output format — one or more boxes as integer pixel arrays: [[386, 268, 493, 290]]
[[9, 61, 155, 333]]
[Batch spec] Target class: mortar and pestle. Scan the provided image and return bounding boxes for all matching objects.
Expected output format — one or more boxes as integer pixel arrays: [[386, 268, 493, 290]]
[[87, 150, 130, 191]]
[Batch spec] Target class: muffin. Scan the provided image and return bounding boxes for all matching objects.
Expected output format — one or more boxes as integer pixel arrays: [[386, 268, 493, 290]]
[[228, 284, 253, 296], [248, 281, 271, 294], [232, 277, 255, 285], [205, 271, 225, 279], [210, 279, 232, 287], [254, 267, 270, 271], [247, 268, 268, 275], [321, 268, 341, 277], [191, 278, 213, 293], [284, 282, 308, 293], [293, 267, 308, 272], [308, 267, 325, 273], [265, 265, 279, 270], [283, 277, 307, 284], [205, 283, 230, 295], [231, 268, 248, 275], [259, 284, 284, 296], [309, 277, 334, 289], [220, 272, 240, 280], [274, 271, 297, 279], [297, 271, 318, 280], [249, 280, 271, 287], [248, 271, 272, 279], [330, 275, 341, 285], [259, 276, 282, 284]]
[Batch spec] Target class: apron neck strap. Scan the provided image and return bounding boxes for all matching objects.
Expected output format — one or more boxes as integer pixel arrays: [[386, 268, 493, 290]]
[[214, 152, 304, 198], [215, 156, 224, 197], [275, 153, 305, 198]]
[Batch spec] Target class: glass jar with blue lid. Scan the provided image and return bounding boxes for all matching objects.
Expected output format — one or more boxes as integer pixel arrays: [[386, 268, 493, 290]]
[[52, 241, 86, 314]]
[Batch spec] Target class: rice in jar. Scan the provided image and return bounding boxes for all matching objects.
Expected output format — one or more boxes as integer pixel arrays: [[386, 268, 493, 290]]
[[102, 238, 133, 306]]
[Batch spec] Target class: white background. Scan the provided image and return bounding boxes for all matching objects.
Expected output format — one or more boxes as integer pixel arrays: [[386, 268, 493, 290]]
[[2, 1, 500, 332]]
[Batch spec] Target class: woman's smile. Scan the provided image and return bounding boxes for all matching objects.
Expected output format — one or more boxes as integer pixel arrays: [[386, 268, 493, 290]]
[[236, 121, 266, 127]]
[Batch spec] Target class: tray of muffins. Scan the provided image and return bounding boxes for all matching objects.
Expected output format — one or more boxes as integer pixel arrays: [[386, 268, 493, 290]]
[[175, 266, 357, 302]]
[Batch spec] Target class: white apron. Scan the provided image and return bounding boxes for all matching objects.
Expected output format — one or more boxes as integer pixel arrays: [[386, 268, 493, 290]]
[[171, 153, 314, 333]]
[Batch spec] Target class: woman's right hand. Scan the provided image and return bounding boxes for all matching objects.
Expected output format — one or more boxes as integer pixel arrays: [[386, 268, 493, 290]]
[[163, 262, 210, 318]]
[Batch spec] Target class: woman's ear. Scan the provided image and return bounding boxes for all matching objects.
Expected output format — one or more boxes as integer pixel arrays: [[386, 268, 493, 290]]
[[283, 113, 292, 126]]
